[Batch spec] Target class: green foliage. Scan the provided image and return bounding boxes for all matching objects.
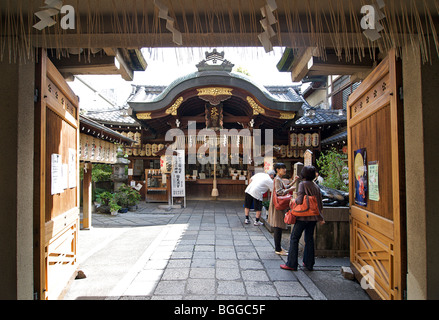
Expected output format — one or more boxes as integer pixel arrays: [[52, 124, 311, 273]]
[[96, 191, 113, 206], [92, 164, 113, 182], [316, 148, 349, 192], [114, 184, 141, 207], [109, 198, 121, 213], [262, 200, 270, 210]]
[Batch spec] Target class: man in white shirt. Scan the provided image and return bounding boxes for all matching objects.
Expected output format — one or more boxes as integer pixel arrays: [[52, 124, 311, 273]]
[[244, 170, 275, 226]]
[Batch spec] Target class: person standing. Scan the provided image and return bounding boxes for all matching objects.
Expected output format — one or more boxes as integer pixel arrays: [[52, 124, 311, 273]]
[[267, 163, 298, 255], [244, 170, 275, 226], [281, 165, 324, 271]]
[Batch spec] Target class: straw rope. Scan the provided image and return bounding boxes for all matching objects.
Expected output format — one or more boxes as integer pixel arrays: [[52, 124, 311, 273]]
[[0, 0, 438, 64]]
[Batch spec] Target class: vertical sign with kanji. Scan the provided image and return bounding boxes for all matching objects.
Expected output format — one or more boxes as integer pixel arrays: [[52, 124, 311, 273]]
[[171, 150, 186, 197]]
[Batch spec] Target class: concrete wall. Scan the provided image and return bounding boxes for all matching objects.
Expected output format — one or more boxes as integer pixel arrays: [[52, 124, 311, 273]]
[[403, 42, 439, 299], [0, 59, 35, 299]]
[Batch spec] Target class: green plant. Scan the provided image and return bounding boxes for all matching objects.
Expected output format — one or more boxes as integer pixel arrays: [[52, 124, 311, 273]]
[[117, 184, 141, 206], [262, 200, 270, 210], [316, 148, 349, 192], [96, 191, 113, 206], [109, 199, 121, 213], [114, 192, 129, 208]]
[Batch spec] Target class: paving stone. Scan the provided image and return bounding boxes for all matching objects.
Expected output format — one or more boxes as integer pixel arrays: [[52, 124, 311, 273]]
[[273, 281, 308, 297], [216, 268, 241, 280], [239, 259, 264, 270], [266, 268, 298, 281], [241, 270, 270, 282], [244, 281, 277, 296], [166, 259, 191, 268], [216, 251, 237, 259], [217, 281, 246, 295], [154, 281, 186, 295], [216, 260, 239, 269], [189, 267, 215, 279], [186, 279, 216, 295], [162, 268, 190, 280]]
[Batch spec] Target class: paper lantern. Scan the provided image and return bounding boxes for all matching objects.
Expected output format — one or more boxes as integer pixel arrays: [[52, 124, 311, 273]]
[[293, 149, 300, 158], [304, 133, 312, 147], [290, 133, 297, 147], [300, 149, 304, 158], [298, 133, 305, 147], [312, 133, 320, 147], [145, 144, 152, 156], [152, 144, 158, 156], [90, 137, 97, 162], [140, 144, 146, 156]]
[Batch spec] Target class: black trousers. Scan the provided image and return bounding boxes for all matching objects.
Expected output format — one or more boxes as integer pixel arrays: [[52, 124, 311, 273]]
[[286, 220, 317, 269], [273, 227, 283, 252]]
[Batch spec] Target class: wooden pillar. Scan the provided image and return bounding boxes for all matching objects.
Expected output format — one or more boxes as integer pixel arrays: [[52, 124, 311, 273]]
[[82, 163, 92, 230]]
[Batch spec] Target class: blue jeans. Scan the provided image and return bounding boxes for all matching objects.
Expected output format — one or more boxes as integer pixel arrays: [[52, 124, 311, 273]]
[[286, 220, 317, 270]]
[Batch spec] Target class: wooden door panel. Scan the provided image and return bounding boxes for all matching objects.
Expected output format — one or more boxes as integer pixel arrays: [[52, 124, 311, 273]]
[[347, 49, 405, 300], [34, 50, 80, 300]]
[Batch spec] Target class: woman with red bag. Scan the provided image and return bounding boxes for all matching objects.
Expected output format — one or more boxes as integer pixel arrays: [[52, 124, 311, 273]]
[[267, 163, 298, 256], [281, 165, 324, 271]]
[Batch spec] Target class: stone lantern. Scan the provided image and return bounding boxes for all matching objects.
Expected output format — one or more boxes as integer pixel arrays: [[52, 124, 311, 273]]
[[112, 146, 130, 191]]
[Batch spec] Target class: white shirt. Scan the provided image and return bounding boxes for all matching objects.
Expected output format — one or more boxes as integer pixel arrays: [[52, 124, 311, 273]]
[[245, 173, 274, 201]]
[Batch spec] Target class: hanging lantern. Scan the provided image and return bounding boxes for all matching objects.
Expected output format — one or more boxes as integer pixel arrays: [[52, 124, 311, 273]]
[[79, 134, 86, 161], [300, 149, 305, 158], [139, 143, 145, 156], [298, 133, 305, 147], [304, 133, 312, 147], [90, 137, 97, 162], [312, 133, 320, 147], [111, 143, 117, 163], [145, 143, 152, 156], [293, 149, 300, 158], [152, 144, 158, 156], [290, 133, 297, 147]]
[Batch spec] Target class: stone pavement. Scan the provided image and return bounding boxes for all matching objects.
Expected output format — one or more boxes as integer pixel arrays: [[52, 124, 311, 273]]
[[63, 200, 369, 300]]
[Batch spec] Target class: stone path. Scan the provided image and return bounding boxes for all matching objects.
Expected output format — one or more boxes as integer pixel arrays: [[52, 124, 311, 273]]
[[63, 200, 368, 300]]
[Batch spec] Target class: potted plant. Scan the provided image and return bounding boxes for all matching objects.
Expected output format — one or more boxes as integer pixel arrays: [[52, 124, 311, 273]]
[[114, 189, 129, 213], [127, 188, 141, 212], [96, 191, 113, 213], [109, 198, 121, 216]]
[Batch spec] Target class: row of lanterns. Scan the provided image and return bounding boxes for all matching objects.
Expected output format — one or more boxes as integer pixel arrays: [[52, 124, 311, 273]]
[[80, 133, 118, 163], [290, 132, 320, 147], [120, 131, 165, 157], [274, 145, 310, 159], [125, 143, 166, 157]]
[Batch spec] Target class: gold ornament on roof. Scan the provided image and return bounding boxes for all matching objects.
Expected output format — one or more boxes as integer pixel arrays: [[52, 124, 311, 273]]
[[137, 113, 152, 120], [246, 96, 265, 115], [197, 87, 233, 97], [279, 112, 296, 119], [165, 97, 184, 115]]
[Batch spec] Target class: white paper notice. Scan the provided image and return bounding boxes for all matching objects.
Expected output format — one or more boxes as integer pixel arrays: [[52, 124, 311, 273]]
[[62, 164, 68, 191], [51, 154, 62, 195]]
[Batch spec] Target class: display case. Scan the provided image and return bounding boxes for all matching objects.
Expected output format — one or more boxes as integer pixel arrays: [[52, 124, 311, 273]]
[[145, 169, 169, 202]]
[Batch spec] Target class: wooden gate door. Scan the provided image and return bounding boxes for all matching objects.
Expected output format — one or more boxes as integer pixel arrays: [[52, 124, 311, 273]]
[[34, 50, 80, 300], [347, 49, 406, 300]]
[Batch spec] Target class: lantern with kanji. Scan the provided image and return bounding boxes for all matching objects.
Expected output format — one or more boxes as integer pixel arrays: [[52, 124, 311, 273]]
[[290, 133, 297, 147]]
